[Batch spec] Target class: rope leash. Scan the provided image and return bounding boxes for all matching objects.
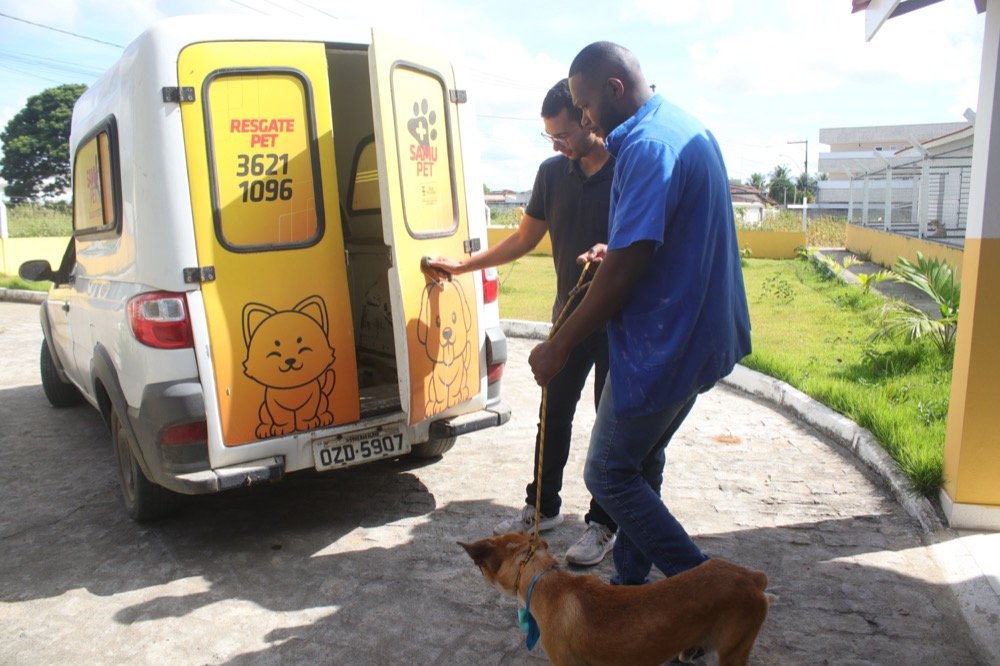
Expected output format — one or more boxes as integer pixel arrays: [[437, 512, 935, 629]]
[[530, 260, 593, 545]]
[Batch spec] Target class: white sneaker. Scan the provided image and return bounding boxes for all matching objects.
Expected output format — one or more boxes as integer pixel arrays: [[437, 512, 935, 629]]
[[565, 522, 616, 566], [493, 505, 564, 535]]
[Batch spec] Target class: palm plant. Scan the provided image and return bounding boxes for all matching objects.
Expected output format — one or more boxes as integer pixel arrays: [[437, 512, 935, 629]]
[[870, 253, 960, 355]]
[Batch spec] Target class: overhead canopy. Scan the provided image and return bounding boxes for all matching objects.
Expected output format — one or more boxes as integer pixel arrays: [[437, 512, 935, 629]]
[[854, 0, 986, 40]]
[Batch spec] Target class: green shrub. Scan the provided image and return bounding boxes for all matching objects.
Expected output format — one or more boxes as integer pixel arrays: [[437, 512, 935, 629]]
[[6, 202, 72, 237]]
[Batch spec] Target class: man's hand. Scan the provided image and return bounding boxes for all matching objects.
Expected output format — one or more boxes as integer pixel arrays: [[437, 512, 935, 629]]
[[578, 243, 608, 265], [421, 256, 462, 282], [528, 339, 569, 387]]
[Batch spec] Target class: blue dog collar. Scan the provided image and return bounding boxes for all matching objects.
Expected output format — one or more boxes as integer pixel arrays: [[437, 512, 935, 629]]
[[518, 564, 559, 650]]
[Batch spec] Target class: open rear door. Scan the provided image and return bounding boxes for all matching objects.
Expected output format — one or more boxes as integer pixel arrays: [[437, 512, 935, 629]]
[[178, 41, 360, 446], [369, 30, 480, 425]]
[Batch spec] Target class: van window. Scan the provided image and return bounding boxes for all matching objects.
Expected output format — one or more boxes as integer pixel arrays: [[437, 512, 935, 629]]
[[391, 65, 457, 238], [204, 69, 325, 252], [72, 119, 119, 235]]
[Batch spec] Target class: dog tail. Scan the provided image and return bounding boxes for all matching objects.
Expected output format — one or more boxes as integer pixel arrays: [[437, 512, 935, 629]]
[[764, 592, 779, 605]]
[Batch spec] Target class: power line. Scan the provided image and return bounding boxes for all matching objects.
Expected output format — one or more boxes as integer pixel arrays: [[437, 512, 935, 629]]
[[0, 48, 104, 79], [228, 0, 268, 15], [0, 63, 68, 85], [294, 0, 340, 18], [0, 11, 124, 48]]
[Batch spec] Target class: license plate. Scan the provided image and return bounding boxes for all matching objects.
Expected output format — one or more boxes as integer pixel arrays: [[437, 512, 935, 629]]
[[313, 425, 410, 470]]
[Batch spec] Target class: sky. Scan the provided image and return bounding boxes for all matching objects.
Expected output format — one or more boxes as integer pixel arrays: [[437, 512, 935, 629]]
[[0, 0, 987, 192]]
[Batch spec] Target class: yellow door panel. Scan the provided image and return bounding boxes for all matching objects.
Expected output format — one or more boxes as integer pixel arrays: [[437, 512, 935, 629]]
[[369, 30, 479, 425], [179, 41, 360, 446]]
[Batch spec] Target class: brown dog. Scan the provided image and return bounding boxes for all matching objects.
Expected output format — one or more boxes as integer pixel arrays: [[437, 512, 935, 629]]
[[460, 532, 773, 666]]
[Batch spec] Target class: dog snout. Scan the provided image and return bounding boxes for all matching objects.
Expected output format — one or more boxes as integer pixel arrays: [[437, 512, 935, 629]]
[[284, 357, 297, 368], [443, 327, 452, 341]]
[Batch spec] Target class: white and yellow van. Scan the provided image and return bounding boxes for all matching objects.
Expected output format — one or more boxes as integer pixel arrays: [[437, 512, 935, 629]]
[[19, 15, 510, 520]]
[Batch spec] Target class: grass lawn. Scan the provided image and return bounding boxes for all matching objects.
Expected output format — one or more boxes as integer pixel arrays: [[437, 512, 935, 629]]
[[498, 254, 951, 499], [498, 254, 557, 322]]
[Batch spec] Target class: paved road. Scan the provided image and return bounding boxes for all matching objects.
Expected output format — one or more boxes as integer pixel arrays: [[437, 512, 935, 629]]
[[0, 300, 990, 664]]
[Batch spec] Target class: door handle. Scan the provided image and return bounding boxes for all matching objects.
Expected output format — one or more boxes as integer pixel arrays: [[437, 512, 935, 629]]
[[62, 302, 70, 312]]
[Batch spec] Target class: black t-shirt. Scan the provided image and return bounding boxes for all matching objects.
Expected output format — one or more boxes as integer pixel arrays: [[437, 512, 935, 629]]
[[525, 154, 614, 322]]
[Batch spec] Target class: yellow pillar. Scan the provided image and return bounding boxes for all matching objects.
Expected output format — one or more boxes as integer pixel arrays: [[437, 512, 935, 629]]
[[941, 0, 1000, 530]]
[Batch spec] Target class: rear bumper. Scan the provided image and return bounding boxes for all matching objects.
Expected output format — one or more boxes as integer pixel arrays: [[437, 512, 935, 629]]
[[172, 456, 286, 493], [429, 401, 511, 438]]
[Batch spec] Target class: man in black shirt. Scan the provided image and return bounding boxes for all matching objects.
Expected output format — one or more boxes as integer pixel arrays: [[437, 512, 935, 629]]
[[424, 79, 616, 566]]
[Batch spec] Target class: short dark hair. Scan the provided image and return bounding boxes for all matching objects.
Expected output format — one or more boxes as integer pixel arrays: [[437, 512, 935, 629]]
[[540, 78, 582, 122], [569, 41, 638, 83]]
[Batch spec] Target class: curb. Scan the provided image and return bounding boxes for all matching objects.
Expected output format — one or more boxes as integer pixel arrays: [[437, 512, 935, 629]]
[[500, 319, 944, 534], [0, 288, 47, 304]]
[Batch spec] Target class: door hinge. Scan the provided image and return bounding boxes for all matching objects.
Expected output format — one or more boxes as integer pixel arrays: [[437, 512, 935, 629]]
[[449, 89, 467, 104], [183, 266, 216, 284], [463, 238, 481, 254], [162, 86, 196, 103]]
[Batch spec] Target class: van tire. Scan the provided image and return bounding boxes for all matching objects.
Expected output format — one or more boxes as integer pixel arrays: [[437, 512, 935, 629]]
[[110, 406, 178, 521], [410, 436, 456, 458], [40, 342, 84, 408]]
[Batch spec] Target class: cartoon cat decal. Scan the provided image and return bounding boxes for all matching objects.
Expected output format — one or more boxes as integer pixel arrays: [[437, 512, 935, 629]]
[[242, 295, 337, 439]]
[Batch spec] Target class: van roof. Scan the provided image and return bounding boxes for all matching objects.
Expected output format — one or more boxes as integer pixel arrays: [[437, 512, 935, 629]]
[[130, 13, 372, 54]]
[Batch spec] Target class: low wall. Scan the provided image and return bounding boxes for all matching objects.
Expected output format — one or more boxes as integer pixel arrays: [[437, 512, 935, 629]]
[[736, 230, 806, 259], [488, 227, 805, 260], [486, 227, 552, 255], [846, 226, 965, 281], [0, 237, 69, 276]]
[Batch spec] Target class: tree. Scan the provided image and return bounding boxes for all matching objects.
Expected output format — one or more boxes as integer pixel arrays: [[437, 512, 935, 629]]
[[767, 165, 795, 205], [748, 172, 767, 192], [796, 172, 818, 203], [1, 84, 87, 204]]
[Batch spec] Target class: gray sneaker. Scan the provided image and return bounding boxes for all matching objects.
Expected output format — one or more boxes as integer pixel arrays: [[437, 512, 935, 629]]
[[565, 522, 616, 566], [493, 505, 564, 535]]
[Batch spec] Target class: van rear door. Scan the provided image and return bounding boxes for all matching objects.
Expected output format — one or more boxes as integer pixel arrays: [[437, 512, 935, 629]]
[[368, 31, 481, 425], [178, 41, 360, 447]]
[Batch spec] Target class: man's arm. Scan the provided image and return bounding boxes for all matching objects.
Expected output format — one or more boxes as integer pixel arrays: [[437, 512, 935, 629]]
[[528, 240, 655, 386], [422, 214, 548, 281]]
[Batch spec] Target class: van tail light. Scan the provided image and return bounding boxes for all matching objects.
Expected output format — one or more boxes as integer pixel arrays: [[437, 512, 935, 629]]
[[128, 292, 193, 349], [482, 267, 499, 304], [487, 361, 505, 384], [160, 420, 207, 446]]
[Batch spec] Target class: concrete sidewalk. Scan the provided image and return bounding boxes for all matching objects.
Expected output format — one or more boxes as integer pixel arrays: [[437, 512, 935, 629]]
[[1, 283, 998, 663]]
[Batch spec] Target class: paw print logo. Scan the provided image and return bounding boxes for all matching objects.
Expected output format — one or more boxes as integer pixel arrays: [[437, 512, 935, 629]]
[[407, 99, 437, 147]]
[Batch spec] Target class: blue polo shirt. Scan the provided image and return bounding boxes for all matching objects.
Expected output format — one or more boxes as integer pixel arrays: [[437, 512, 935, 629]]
[[604, 95, 751, 417]]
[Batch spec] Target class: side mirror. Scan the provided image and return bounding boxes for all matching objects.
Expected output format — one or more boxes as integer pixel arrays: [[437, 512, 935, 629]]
[[19, 259, 56, 283]]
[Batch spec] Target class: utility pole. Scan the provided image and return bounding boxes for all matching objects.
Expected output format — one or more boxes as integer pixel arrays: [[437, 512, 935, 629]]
[[788, 139, 808, 180]]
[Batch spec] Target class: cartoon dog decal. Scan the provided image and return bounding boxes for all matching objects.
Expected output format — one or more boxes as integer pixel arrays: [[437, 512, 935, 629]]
[[242, 295, 336, 439], [417, 279, 473, 418]]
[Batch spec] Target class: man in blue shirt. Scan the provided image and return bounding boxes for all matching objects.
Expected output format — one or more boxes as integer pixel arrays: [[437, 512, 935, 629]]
[[529, 42, 751, 585]]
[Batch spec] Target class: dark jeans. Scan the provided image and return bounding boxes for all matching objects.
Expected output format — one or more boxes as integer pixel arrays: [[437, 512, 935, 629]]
[[524, 329, 617, 531], [585, 384, 707, 584]]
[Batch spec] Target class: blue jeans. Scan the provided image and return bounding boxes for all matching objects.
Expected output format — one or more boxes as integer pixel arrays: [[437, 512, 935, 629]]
[[584, 383, 707, 584], [525, 330, 616, 531]]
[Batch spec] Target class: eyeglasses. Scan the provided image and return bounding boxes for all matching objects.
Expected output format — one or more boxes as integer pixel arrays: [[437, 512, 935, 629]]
[[540, 130, 576, 146]]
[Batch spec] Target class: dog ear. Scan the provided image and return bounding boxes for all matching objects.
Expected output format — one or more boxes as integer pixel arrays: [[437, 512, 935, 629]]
[[455, 280, 472, 331], [242, 302, 276, 348], [293, 295, 329, 336], [417, 283, 434, 345], [458, 539, 492, 565]]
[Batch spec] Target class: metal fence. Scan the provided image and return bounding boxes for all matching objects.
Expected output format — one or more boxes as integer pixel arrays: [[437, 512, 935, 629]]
[[844, 149, 970, 247]]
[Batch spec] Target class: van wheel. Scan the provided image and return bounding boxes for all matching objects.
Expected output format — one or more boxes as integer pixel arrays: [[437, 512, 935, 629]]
[[110, 407, 178, 521], [410, 436, 456, 458], [40, 342, 83, 408]]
